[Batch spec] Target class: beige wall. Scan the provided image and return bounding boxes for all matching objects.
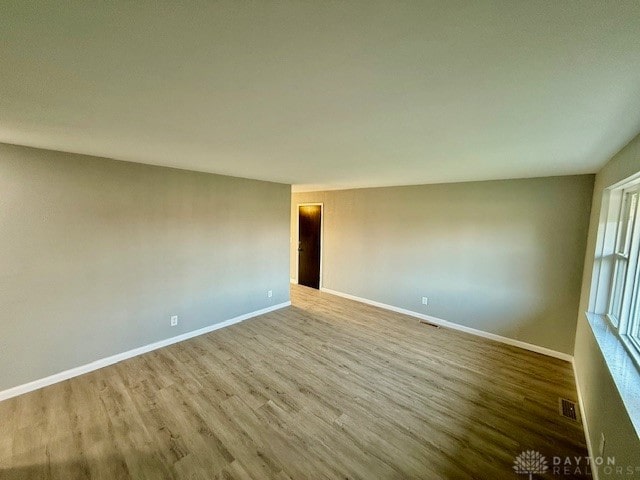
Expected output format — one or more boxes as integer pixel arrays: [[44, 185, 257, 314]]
[[574, 133, 640, 471], [0, 143, 291, 392], [292, 175, 594, 355]]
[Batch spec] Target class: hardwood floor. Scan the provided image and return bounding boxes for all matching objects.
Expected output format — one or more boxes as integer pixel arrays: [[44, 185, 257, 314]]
[[0, 285, 588, 479]]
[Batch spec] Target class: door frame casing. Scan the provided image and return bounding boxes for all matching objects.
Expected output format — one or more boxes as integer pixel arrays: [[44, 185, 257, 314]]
[[295, 203, 324, 289]]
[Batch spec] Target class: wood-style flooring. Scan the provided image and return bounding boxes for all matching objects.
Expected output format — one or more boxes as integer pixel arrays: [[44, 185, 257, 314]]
[[0, 285, 588, 479]]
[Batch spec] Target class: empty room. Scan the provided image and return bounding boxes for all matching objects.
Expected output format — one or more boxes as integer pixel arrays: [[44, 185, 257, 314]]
[[1, 2, 639, 479]]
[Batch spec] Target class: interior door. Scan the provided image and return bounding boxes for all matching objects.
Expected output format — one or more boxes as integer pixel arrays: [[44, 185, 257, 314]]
[[298, 205, 321, 289]]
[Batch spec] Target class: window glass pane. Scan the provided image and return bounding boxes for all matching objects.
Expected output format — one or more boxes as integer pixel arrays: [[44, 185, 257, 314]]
[[630, 289, 640, 339], [632, 235, 640, 339], [608, 258, 627, 327], [616, 192, 638, 255], [624, 223, 640, 336]]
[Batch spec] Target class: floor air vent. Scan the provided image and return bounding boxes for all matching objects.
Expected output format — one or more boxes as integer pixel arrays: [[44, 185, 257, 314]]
[[559, 398, 578, 421]]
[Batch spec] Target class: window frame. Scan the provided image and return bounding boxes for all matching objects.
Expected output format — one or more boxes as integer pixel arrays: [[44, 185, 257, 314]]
[[586, 171, 640, 439], [604, 185, 640, 369]]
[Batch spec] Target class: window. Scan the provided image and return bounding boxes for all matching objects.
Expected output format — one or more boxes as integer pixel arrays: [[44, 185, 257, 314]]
[[605, 185, 640, 361], [586, 174, 640, 436]]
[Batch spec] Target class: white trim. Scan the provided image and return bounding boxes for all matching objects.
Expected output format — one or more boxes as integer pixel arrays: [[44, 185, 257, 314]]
[[0, 301, 291, 403], [290, 277, 298, 284], [320, 287, 573, 362], [608, 170, 640, 191], [572, 359, 599, 480], [295, 203, 324, 289]]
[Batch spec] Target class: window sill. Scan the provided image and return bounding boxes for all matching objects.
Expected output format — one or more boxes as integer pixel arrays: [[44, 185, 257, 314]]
[[585, 312, 640, 438]]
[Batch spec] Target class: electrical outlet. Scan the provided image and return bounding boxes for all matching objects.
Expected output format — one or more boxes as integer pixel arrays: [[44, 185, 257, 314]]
[[170, 315, 178, 327], [268, 290, 273, 298], [422, 297, 429, 306], [598, 433, 606, 457]]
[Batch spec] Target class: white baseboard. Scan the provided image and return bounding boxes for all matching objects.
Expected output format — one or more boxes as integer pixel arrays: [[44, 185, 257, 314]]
[[572, 360, 599, 480], [290, 277, 298, 284], [0, 301, 291, 403], [320, 287, 573, 362]]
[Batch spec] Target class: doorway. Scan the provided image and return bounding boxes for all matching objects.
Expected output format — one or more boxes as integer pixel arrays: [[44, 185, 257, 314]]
[[298, 204, 322, 289]]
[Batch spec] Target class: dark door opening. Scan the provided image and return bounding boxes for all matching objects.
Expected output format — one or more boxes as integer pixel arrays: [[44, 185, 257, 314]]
[[298, 204, 321, 289]]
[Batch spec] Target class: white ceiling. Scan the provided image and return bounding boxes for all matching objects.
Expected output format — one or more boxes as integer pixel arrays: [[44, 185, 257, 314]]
[[1, 2, 640, 191]]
